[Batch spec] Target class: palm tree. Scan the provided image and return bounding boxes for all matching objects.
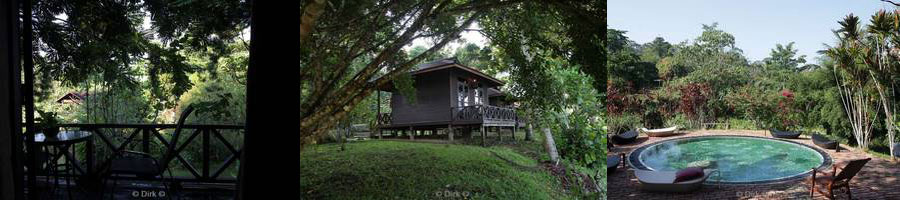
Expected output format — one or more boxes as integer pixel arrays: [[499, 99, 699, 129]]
[[823, 14, 879, 151], [864, 10, 899, 160]]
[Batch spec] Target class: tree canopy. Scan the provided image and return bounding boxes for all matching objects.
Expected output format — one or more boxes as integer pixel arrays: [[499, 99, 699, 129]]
[[27, 0, 605, 161]]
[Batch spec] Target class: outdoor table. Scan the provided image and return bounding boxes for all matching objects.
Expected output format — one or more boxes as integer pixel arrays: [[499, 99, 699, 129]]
[[26, 130, 94, 199]]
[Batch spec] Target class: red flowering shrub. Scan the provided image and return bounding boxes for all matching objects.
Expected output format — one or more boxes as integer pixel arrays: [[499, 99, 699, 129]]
[[775, 89, 799, 130], [679, 83, 712, 121]]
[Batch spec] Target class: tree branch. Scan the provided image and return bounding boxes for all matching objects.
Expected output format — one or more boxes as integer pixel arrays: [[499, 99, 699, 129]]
[[881, 0, 900, 6], [300, 0, 327, 45]]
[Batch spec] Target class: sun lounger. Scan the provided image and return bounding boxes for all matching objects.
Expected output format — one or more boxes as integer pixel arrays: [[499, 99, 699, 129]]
[[631, 168, 717, 193], [640, 126, 678, 137], [812, 133, 838, 150], [611, 130, 638, 144], [770, 129, 801, 139]]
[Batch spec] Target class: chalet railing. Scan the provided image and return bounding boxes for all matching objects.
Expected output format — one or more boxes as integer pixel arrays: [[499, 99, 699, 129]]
[[53, 123, 244, 183], [452, 105, 517, 123], [377, 113, 392, 125]]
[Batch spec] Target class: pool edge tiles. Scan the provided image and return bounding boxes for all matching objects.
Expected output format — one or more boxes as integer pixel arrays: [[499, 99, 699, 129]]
[[626, 135, 832, 185]]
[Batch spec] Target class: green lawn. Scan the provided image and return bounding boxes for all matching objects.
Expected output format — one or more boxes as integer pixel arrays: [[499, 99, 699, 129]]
[[299, 140, 569, 199]]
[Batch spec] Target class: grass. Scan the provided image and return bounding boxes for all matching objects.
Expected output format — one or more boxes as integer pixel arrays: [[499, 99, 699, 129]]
[[299, 140, 569, 199]]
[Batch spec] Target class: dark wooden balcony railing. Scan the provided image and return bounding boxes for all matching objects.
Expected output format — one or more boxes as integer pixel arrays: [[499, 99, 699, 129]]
[[376, 113, 392, 125], [452, 105, 517, 123], [53, 123, 244, 183]]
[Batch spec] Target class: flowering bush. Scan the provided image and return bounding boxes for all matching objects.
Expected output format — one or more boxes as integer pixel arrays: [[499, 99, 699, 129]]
[[679, 83, 712, 125], [774, 89, 800, 130]]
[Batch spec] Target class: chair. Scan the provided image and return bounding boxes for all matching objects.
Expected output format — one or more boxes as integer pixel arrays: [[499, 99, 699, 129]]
[[808, 158, 871, 199], [629, 168, 718, 193], [104, 106, 195, 199]]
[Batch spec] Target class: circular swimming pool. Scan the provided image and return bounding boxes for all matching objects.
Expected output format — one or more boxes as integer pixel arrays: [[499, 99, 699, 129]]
[[628, 136, 831, 184]]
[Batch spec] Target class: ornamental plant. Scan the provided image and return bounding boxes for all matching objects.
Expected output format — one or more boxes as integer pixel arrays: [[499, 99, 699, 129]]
[[773, 89, 800, 130]]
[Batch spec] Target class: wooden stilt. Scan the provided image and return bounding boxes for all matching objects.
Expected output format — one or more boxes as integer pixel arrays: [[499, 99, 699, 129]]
[[448, 124, 454, 141], [481, 125, 487, 146], [409, 126, 414, 140], [512, 126, 517, 141], [377, 91, 382, 140], [498, 126, 503, 142]]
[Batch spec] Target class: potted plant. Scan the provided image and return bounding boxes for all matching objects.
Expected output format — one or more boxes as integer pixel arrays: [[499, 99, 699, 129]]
[[36, 110, 61, 138]]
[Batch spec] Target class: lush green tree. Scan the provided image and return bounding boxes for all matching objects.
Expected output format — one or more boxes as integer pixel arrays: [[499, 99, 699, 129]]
[[763, 42, 807, 71], [606, 29, 658, 90], [407, 45, 449, 63], [640, 37, 674, 64], [667, 23, 750, 124]]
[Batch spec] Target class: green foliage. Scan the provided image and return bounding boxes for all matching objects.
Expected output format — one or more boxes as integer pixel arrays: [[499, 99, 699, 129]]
[[178, 75, 245, 124], [392, 72, 417, 105], [640, 37, 674, 64], [35, 110, 60, 131], [607, 29, 659, 90], [664, 114, 692, 129], [407, 45, 449, 63], [607, 113, 641, 135], [726, 118, 756, 130], [763, 42, 807, 71], [608, 10, 900, 158]]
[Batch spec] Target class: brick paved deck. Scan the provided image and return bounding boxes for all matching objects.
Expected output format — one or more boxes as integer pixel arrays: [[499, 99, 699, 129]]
[[608, 130, 900, 200]]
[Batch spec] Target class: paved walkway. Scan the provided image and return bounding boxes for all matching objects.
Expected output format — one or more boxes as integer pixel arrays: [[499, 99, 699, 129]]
[[608, 130, 900, 200]]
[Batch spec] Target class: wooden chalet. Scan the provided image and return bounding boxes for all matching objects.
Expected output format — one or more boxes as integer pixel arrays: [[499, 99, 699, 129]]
[[55, 92, 88, 104], [374, 58, 522, 144]]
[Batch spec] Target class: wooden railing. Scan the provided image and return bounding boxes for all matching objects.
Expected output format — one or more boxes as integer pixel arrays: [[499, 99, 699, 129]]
[[376, 113, 392, 125], [452, 105, 517, 123], [54, 123, 244, 183]]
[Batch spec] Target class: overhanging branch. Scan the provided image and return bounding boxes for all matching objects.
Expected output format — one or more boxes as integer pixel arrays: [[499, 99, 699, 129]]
[[882, 0, 900, 6]]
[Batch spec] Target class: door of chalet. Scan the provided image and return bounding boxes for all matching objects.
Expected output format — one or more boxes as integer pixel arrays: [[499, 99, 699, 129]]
[[457, 79, 484, 107], [456, 79, 484, 122]]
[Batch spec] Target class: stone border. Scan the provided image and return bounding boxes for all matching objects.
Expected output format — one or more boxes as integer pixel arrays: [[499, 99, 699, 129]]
[[626, 135, 833, 185]]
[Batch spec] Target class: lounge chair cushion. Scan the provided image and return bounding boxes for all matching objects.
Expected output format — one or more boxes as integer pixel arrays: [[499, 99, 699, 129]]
[[674, 167, 704, 183]]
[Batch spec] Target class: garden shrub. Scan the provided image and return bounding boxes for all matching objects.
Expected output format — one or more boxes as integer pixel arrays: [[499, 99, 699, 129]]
[[726, 118, 756, 130], [664, 114, 691, 129], [607, 113, 641, 134]]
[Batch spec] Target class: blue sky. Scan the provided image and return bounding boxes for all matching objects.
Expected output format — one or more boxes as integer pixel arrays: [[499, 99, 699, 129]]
[[609, 0, 895, 63]]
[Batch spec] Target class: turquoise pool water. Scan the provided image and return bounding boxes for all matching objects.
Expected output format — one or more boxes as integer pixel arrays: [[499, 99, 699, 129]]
[[635, 136, 827, 183]]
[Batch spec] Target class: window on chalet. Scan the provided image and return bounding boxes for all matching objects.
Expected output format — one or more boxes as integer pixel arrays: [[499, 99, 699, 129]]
[[474, 83, 483, 105], [458, 79, 469, 107], [458, 78, 483, 107]]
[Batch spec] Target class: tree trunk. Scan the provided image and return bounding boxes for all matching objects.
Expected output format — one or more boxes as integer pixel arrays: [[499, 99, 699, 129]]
[[525, 123, 534, 141], [871, 76, 896, 161], [542, 128, 560, 164], [237, 1, 303, 199]]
